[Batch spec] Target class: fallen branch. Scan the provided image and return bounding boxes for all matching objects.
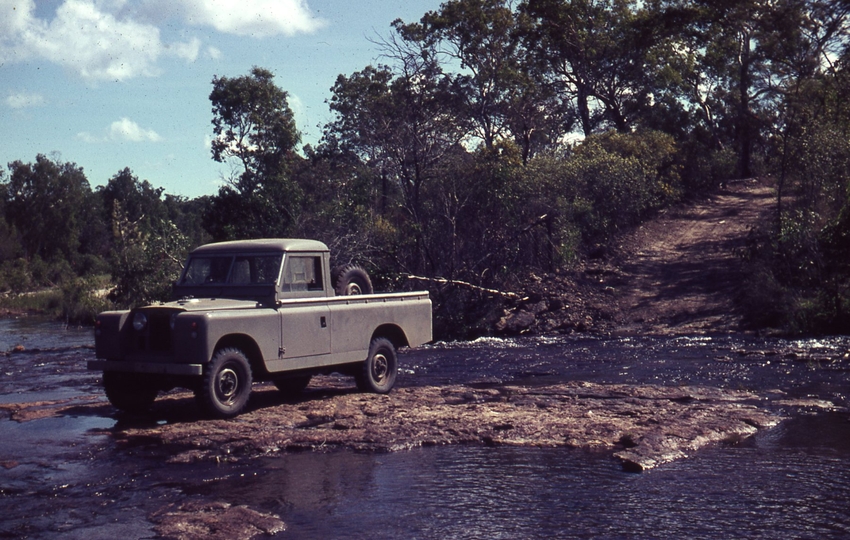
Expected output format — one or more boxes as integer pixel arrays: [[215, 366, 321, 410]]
[[405, 275, 526, 300]]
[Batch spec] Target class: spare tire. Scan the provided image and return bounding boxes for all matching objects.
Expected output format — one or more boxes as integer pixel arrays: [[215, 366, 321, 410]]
[[333, 264, 373, 295]]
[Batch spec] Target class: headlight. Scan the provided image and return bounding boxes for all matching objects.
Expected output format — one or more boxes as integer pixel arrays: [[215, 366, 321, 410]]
[[133, 312, 148, 331]]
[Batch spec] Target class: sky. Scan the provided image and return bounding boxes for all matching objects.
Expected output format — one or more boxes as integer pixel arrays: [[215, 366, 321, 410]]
[[0, 0, 443, 199]]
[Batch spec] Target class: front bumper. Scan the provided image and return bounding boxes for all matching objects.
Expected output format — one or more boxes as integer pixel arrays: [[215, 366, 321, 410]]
[[87, 360, 203, 376]]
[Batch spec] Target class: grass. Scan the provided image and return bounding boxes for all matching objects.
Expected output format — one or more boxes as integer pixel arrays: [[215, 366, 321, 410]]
[[0, 275, 114, 325], [0, 289, 63, 313]]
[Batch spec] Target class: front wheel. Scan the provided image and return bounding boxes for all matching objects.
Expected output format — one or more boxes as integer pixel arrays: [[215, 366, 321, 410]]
[[103, 371, 159, 414], [198, 348, 253, 418], [355, 337, 398, 394]]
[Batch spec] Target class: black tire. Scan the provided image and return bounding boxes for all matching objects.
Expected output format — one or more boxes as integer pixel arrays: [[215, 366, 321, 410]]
[[355, 337, 398, 394], [103, 371, 159, 414], [333, 264, 373, 296], [198, 348, 253, 418], [273, 375, 311, 395]]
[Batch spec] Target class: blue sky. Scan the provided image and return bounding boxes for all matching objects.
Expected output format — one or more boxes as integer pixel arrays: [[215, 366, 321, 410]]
[[0, 0, 443, 198]]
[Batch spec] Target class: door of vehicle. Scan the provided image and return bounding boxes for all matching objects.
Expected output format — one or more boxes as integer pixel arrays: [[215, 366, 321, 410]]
[[278, 255, 331, 359]]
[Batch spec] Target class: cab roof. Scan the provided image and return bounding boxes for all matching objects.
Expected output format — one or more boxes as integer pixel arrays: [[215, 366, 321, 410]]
[[189, 239, 329, 255]]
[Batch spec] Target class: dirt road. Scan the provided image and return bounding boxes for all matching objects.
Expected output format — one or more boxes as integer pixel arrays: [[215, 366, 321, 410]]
[[608, 178, 775, 335]]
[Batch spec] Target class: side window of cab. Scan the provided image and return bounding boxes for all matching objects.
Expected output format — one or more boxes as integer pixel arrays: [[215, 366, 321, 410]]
[[280, 256, 323, 293]]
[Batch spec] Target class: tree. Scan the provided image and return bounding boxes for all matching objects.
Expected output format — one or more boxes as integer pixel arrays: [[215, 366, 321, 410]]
[[206, 67, 303, 240], [324, 61, 467, 274], [3, 154, 91, 265], [108, 200, 189, 307], [100, 167, 168, 227], [394, 0, 570, 162], [519, 0, 662, 136], [401, 0, 521, 150], [91, 168, 188, 306]]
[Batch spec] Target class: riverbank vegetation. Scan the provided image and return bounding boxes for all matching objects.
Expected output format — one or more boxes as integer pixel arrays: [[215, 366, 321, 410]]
[[1, 0, 848, 337]]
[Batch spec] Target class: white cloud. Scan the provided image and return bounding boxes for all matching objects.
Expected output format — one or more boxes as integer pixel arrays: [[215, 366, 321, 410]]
[[0, 0, 199, 81], [0, 0, 32, 33], [288, 92, 305, 114], [1, 0, 326, 80], [78, 117, 162, 143], [76, 131, 102, 143], [6, 91, 45, 109], [32, 0, 164, 79], [109, 117, 162, 142], [163, 0, 327, 37], [168, 37, 202, 62], [0, 0, 35, 63]]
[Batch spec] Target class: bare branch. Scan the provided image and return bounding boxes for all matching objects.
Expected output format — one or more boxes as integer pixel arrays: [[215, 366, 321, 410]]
[[405, 274, 525, 300]]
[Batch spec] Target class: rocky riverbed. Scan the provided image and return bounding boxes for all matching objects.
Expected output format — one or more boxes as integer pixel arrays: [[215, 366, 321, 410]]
[[2, 330, 847, 539], [2, 376, 783, 473]]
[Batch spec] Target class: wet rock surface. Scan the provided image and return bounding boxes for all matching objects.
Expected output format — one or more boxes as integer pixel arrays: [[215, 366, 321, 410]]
[[1, 332, 847, 539], [5, 377, 782, 473], [151, 500, 285, 540]]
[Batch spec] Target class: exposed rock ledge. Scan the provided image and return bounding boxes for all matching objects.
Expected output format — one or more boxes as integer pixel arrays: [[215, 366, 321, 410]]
[[98, 380, 782, 472], [0, 380, 782, 472]]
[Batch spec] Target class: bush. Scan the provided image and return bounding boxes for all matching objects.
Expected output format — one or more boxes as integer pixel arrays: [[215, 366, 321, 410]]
[[558, 130, 682, 245], [0, 258, 32, 292], [60, 276, 111, 325]]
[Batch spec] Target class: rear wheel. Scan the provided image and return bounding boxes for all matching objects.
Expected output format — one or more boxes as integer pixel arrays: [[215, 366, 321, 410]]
[[198, 348, 253, 418], [355, 337, 398, 394], [103, 371, 159, 414]]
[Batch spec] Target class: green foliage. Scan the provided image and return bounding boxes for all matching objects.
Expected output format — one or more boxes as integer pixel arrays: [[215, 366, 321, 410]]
[[100, 168, 167, 225], [205, 67, 303, 240], [108, 203, 189, 308], [0, 289, 63, 315], [98, 169, 195, 307], [549, 130, 681, 245], [0, 155, 207, 318], [1, 0, 847, 338], [738, 40, 850, 334], [59, 276, 112, 325], [0, 258, 33, 292], [210, 67, 300, 176], [4, 155, 92, 265]]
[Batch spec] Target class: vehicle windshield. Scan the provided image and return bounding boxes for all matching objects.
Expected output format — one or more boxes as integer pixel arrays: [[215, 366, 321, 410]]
[[179, 254, 283, 285]]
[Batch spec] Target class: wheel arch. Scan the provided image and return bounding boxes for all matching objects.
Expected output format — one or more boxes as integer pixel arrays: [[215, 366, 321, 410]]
[[213, 334, 268, 377], [371, 324, 409, 350]]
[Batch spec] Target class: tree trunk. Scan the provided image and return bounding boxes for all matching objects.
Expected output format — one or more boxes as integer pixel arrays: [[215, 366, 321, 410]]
[[736, 28, 754, 179]]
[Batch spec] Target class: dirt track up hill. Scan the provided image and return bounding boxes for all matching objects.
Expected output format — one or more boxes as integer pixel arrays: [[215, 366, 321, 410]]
[[604, 178, 776, 335]]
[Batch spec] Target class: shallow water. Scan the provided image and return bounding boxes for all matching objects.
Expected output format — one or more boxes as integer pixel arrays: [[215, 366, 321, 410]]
[[0, 318, 95, 405], [1, 324, 848, 539], [195, 416, 850, 540], [0, 318, 92, 352]]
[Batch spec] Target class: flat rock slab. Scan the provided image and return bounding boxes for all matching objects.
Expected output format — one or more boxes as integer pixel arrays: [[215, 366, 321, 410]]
[[150, 500, 286, 540], [103, 381, 780, 472]]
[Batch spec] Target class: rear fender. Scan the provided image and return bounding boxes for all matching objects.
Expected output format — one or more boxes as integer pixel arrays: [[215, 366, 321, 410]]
[[371, 324, 409, 349]]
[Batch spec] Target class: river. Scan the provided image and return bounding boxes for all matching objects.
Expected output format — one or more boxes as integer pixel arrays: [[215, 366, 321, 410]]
[[1, 318, 848, 539]]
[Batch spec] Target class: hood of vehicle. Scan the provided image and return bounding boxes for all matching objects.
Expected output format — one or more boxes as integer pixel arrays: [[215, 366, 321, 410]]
[[140, 297, 263, 313]]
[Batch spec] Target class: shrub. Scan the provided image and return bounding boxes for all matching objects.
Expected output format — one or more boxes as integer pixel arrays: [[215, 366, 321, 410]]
[[60, 276, 111, 325]]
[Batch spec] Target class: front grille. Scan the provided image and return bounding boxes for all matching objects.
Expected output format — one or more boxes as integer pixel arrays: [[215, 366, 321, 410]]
[[134, 311, 174, 353]]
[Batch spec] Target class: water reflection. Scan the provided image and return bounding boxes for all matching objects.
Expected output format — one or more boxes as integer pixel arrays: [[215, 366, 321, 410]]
[[187, 412, 849, 539]]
